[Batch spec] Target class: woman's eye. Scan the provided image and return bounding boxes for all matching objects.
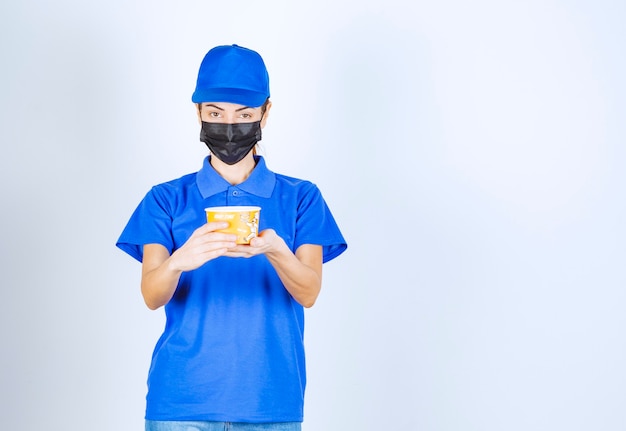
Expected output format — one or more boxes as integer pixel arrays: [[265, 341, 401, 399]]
[[209, 112, 220, 118], [240, 112, 252, 119]]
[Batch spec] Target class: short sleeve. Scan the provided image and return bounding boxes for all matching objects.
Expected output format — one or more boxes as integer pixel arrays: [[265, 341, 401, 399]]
[[116, 187, 175, 262], [294, 184, 347, 263]]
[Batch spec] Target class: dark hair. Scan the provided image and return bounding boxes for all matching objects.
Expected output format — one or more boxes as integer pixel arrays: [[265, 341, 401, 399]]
[[260, 98, 270, 115]]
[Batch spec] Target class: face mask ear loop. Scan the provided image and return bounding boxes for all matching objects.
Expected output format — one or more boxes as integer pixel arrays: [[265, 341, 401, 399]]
[[256, 106, 266, 141], [260, 98, 271, 121], [255, 120, 263, 141]]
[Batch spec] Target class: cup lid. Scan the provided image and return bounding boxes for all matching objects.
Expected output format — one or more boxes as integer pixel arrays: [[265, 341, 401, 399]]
[[205, 206, 261, 212]]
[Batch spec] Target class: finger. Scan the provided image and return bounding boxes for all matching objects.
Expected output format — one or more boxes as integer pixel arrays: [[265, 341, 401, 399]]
[[195, 240, 238, 254], [201, 247, 231, 259], [226, 244, 265, 257], [248, 237, 265, 248], [191, 231, 237, 245], [257, 228, 276, 237], [227, 244, 253, 252], [206, 221, 230, 232], [195, 243, 238, 262], [222, 251, 252, 258], [193, 221, 229, 236], [204, 232, 238, 244]]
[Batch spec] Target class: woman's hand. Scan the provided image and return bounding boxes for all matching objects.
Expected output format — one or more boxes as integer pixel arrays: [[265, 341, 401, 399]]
[[222, 229, 282, 258], [225, 229, 323, 308], [142, 226, 323, 309], [169, 222, 238, 271], [141, 222, 237, 309]]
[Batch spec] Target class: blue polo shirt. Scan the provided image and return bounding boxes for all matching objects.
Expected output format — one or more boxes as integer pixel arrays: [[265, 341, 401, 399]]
[[116, 156, 347, 422]]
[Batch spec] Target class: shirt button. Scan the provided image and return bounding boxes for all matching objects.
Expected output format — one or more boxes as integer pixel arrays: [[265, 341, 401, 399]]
[[232, 190, 239, 196]]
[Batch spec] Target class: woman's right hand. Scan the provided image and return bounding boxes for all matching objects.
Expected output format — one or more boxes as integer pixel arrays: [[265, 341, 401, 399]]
[[141, 222, 237, 309], [169, 222, 238, 272]]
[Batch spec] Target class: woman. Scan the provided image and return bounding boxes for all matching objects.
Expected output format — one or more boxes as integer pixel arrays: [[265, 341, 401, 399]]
[[116, 44, 347, 431]]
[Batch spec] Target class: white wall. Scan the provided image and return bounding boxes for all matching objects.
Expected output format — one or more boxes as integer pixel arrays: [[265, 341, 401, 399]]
[[1, 1, 624, 430]]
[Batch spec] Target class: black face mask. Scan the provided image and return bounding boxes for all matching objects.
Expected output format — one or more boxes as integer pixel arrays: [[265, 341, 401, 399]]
[[200, 121, 262, 165]]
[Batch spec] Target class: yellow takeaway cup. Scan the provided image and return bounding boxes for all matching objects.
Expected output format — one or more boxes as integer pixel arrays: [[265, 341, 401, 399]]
[[205, 206, 261, 244]]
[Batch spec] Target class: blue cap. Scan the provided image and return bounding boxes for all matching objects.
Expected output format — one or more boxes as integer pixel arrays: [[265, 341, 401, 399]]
[[191, 44, 270, 107]]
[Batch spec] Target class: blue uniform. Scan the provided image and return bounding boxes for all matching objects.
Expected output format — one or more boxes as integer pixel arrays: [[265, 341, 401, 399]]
[[116, 156, 347, 422]]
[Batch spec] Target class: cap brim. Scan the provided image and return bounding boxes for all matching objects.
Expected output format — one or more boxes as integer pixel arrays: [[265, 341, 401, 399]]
[[191, 88, 268, 107]]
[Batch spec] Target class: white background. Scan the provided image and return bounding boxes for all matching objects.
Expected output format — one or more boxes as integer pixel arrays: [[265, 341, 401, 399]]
[[1, 1, 624, 430]]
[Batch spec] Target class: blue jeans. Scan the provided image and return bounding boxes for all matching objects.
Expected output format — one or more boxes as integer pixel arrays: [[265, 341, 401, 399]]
[[145, 421, 301, 431]]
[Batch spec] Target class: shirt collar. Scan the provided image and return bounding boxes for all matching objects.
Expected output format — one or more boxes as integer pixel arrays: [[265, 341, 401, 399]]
[[196, 155, 276, 199]]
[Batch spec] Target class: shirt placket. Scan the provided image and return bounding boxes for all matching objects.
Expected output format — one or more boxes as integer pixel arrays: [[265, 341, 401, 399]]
[[227, 186, 246, 205]]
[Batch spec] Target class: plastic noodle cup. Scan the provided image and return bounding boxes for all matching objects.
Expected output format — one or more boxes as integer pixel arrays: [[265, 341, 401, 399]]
[[205, 206, 261, 244]]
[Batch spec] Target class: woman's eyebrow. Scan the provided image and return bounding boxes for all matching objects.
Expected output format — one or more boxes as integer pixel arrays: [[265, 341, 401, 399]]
[[204, 103, 224, 110], [203, 104, 253, 112]]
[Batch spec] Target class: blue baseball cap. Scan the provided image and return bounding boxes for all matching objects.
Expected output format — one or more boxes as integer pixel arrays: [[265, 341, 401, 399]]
[[191, 44, 270, 107]]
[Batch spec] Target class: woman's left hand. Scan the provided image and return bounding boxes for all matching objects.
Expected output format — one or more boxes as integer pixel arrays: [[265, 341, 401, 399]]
[[224, 228, 323, 307], [222, 228, 285, 258]]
